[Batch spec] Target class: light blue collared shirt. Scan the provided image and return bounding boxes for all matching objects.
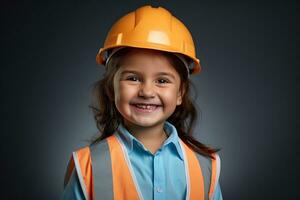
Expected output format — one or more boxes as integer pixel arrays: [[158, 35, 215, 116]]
[[63, 121, 223, 200]]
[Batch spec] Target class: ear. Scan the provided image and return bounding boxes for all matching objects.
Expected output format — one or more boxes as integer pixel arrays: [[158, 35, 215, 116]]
[[176, 86, 185, 106]]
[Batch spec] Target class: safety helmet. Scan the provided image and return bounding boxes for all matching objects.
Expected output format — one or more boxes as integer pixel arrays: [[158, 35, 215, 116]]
[[96, 5, 202, 74]]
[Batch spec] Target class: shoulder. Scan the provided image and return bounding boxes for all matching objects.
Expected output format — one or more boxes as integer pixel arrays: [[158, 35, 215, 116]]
[[180, 138, 222, 199], [179, 140, 221, 188], [64, 146, 92, 188], [64, 139, 111, 200], [194, 152, 221, 180], [191, 149, 221, 172], [193, 151, 221, 199], [72, 137, 111, 159], [64, 138, 109, 183]]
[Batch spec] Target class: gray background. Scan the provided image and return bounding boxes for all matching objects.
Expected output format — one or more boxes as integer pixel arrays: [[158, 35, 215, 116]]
[[2, 1, 299, 199]]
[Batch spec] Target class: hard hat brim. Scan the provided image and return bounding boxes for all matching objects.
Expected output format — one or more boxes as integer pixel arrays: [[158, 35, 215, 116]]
[[96, 45, 201, 74]]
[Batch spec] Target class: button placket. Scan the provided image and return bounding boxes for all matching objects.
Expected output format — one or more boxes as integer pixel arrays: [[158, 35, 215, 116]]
[[153, 153, 165, 200]]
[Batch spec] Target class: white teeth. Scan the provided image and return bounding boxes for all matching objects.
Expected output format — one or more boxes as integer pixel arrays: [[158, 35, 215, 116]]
[[135, 104, 157, 109]]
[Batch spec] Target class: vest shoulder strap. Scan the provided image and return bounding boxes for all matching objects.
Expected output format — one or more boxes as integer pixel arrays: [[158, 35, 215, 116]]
[[179, 140, 205, 200], [64, 140, 114, 200], [194, 152, 221, 200], [106, 134, 142, 200], [90, 139, 114, 200], [74, 147, 93, 200], [72, 139, 114, 200], [179, 139, 221, 200], [66, 135, 141, 200]]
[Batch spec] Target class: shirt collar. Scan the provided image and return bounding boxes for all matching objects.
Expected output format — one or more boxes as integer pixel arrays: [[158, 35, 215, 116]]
[[116, 121, 184, 160]]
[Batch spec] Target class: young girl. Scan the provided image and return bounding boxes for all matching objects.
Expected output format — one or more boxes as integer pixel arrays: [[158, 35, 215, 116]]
[[63, 5, 222, 200]]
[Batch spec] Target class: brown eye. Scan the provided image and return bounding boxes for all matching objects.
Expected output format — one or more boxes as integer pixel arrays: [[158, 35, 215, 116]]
[[126, 76, 140, 82], [157, 78, 170, 84]]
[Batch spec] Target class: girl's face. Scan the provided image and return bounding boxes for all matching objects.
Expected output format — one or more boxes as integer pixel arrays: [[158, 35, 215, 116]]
[[113, 48, 183, 129]]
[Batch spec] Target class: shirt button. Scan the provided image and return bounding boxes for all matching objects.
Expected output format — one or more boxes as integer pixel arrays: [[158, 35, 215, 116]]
[[156, 187, 163, 193]]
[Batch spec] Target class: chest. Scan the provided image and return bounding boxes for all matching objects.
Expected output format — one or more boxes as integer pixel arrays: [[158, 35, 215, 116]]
[[129, 146, 186, 200]]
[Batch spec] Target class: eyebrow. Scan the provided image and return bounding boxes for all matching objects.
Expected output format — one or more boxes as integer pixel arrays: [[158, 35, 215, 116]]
[[120, 70, 176, 79]]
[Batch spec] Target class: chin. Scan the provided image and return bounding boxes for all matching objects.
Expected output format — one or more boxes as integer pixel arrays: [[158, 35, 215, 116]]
[[128, 118, 164, 128]]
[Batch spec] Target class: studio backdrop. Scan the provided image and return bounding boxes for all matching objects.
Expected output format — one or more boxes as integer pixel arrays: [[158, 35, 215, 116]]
[[2, 1, 298, 199]]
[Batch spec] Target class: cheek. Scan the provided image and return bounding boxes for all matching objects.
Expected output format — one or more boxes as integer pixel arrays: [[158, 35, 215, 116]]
[[161, 87, 181, 104], [115, 83, 137, 103], [114, 86, 126, 113]]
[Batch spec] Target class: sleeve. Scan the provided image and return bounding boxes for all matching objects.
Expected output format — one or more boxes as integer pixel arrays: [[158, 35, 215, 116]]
[[62, 169, 85, 200], [212, 182, 223, 200]]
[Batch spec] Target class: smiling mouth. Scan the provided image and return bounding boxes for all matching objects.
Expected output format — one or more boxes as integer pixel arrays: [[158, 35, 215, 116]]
[[130, 103, 162, 112]]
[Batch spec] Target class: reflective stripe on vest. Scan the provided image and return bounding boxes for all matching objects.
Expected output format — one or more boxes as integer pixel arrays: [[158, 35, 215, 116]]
[[64, 134, 221, 200]]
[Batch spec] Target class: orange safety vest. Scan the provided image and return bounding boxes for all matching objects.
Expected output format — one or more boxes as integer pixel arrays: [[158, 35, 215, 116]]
[[64, 134, 221, 200]]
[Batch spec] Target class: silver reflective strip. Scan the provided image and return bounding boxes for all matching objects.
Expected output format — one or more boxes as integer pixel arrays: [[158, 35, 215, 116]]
[[178, 141, 191, 200], [115, 134, 145, 200], [73, 152, 89, 200], [195, 153, 211, 200], [90, 140, 113, 200]]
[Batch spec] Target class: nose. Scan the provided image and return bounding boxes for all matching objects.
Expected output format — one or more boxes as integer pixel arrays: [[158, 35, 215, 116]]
[[138, 81, 155, 98]]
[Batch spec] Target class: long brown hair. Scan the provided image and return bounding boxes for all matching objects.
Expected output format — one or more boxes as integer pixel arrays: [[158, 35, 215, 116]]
[[89, 48, 219, 158]]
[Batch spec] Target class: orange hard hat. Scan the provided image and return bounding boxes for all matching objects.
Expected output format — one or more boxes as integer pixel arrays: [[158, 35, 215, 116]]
[[96, 5, 202, 74]]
